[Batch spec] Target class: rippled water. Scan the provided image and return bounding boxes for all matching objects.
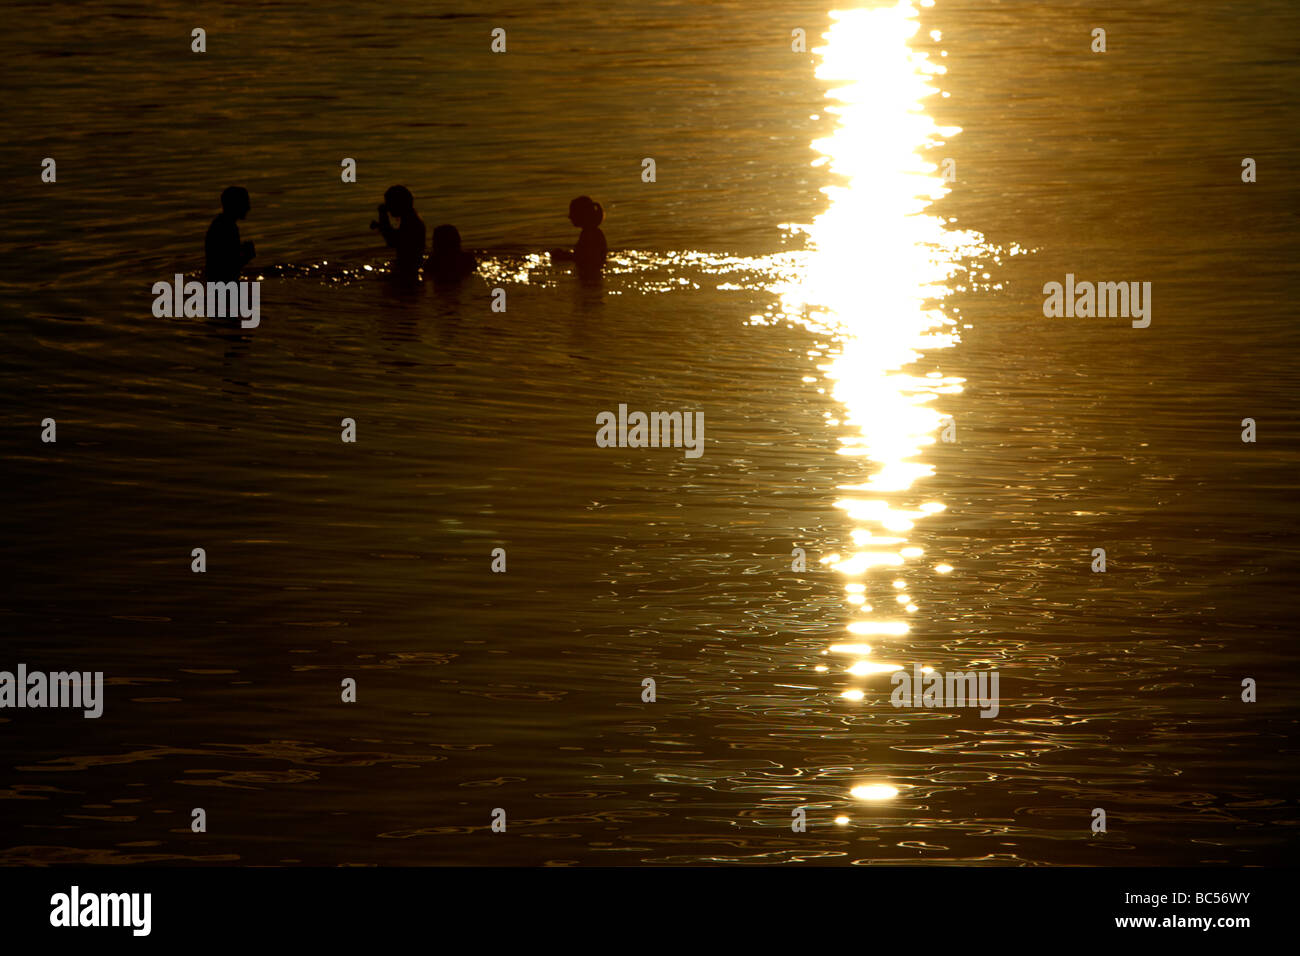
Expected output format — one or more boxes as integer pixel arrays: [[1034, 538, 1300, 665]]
[[1, 0, 1298, 865]]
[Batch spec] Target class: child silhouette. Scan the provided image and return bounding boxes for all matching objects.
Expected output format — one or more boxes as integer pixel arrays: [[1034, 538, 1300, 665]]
[[426, 224, 477, 285], [205, 186, 255, 281], [550, 196, 607, 278], [370, 185, 426, 282]]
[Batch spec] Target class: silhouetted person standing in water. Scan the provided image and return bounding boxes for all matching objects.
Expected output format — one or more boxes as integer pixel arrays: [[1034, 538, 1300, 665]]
[[550, 195, 607, 279], [370, 185, 425, 282], [205, 186, 255, 281], [426, 224, 477, 285]]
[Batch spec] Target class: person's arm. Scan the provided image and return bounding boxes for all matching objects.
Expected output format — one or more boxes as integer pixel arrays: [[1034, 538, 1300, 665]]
[[371, 205, 399, 247]]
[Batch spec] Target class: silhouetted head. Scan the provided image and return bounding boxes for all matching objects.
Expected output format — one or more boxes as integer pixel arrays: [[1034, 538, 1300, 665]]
[[221, 186, 251, 219], [568, 195, 604, 229], [431, 224, 462, 257], [384, 185, 415, 217]]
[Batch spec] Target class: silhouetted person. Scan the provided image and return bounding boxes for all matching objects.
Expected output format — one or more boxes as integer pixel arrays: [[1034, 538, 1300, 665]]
[[370, 185, 425, 282], [550, 196, 606, 278], [205, 186, 255, 281], [425, 224, 477, 285]]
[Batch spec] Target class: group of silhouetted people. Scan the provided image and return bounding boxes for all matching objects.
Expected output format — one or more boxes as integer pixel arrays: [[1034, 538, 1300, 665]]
[[204, 185, 607, 285], [366, 185, 483, 285]]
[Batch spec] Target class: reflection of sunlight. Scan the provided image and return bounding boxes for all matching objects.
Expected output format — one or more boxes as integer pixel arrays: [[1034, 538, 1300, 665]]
[[782, 1, 995, 814], [852, 784, 902, 802], [828, 643, 872, 654], [632, 2, 1002, 825], [778, 2, 989, 679], [847, 661, 903, 675]]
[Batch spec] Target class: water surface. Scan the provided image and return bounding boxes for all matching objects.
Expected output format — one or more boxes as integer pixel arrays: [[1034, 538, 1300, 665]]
[[1, 0, 1297, 866]]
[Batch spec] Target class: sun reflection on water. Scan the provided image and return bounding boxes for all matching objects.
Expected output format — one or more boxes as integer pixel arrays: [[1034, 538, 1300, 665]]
[[785, 1, 995, 810]]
